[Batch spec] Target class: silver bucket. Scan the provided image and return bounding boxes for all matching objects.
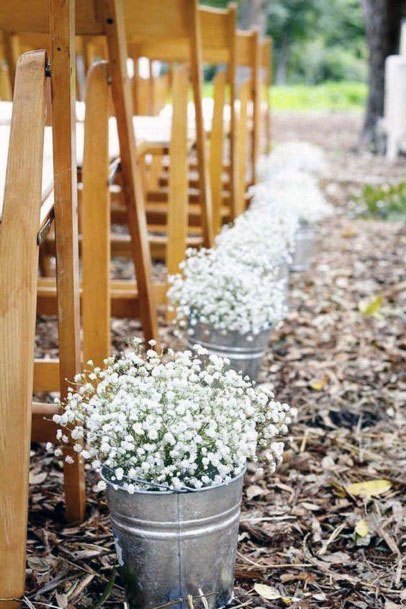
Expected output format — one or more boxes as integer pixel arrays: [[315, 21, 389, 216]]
[[276, 259, 290, 311], [105, 470, 245, 609], [290, 222, 315, 272], [187, 323, 270, 380]]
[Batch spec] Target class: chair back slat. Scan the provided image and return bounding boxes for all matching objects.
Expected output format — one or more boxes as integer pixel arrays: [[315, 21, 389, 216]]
[[0, 1, 103, 34]]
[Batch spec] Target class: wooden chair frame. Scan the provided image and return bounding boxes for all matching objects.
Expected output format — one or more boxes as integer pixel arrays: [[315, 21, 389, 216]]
[[260, 36, 272, 155], [236, 28, 261, 186]]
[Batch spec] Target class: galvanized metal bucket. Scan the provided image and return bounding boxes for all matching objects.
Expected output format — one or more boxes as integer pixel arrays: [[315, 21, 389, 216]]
[[187, 323, 270, 380], [105, 470, 245, 609], [290, 222, 315, 272], [276, 259, 290, 311]]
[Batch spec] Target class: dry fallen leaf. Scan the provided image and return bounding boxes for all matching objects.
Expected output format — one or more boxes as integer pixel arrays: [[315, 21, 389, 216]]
[[346, 479, 391, 498], [355, 519, 369, 538], [254, 584, 281, 600], [359, 294, 383, 318], [246, 485, 266, 500], [29, 471, 48, 485], [309, 374, 329, 391], [341, 226, 358, 238]]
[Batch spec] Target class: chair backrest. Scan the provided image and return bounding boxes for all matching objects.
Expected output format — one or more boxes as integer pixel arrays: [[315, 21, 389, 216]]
[[199, 4, 239, 221], [236, 28, 261, 183], [123, 0, 213, 246], [0, 2, 102, 34], [200, 4, 237, 65]]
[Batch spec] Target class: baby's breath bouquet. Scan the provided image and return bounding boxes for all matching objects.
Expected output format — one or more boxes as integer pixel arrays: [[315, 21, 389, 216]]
[[216, 206, 298, 265], [251, 170, 333, 225], [168, 244, 288, 338], [50, 342, 291, 493], [257, 141, 327, 180]]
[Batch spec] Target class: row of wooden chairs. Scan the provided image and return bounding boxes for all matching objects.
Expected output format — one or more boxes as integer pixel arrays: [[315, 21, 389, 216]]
[[0, 1, 273, 606]]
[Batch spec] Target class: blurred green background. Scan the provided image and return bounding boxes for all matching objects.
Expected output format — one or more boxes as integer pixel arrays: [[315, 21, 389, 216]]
[[201, 0, 367, 111]]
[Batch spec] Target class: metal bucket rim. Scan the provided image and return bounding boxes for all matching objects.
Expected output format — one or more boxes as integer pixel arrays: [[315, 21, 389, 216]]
[[188, 325, 272, 339], [101, 465, 246, 496]]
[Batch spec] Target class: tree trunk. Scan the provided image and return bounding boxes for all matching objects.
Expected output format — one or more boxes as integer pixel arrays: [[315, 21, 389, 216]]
[[239, 0, 268, 35], [360, 0, 405, 147], [275, 35, 289, 85]]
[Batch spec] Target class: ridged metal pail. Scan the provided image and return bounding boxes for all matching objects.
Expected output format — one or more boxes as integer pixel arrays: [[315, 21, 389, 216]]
[[276, 259, 290, 311], [290, 223, 315, 272], [187, 323, 270, 380], [106, 471, 245, 609]]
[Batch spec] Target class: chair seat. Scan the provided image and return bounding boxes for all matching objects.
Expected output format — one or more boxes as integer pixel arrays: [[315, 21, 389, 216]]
[[0, 113, 193, 216]]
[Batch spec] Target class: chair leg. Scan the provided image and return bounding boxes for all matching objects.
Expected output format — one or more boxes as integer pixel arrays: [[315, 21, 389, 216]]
[[50, 0, 85, 522], [209, 70, 226, 235], [103, 0, 159, 343], [165, 65, 189, 321], [0, 50, 46, 609], [236, 81, 250, 216]]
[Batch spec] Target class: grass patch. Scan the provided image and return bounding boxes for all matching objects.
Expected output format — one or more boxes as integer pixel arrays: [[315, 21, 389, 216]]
[[203, 81, 367, 112], [271, 81, 367, 111], [355, 182, 406, 221]]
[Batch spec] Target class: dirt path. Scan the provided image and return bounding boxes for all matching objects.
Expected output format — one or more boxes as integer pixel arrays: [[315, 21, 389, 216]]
[[26, 112, 405, 609]]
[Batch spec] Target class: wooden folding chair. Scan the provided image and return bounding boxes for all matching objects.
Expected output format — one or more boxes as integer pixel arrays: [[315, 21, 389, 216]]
[[260, 36, 272, 155], [38, 67, 190, 319]]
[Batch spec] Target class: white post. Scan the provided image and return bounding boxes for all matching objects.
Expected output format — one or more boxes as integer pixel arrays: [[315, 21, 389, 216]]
[[400, 19, 406, 56]]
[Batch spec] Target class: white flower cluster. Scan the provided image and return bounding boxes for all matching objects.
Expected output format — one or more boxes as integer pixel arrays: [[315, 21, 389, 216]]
[[257, 141, 327, 180], [50, 343, 291, 493], [169, 142, 330, 336], [168, 243, 288, 337], [251, 170, 333, 224], [216, 205, 298, 265]]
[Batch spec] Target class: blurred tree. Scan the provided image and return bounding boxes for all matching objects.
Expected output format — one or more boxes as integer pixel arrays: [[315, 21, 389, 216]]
[[267, 0, 366, 84], [239, 0, 269, 33], [266, 0, 320, 83], [360, 0, 406, 146]]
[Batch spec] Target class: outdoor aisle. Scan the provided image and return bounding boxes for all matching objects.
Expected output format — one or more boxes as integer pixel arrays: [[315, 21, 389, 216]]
[[29, 112, 405, 609]]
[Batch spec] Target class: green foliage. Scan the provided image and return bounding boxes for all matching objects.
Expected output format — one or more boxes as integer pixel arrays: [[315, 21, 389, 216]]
[[199, 0, 367, 87], [199, 0, 231, 7], [356, 183, 406, 221], [271, 81, 367, 111], [266, 0, 366, 85]]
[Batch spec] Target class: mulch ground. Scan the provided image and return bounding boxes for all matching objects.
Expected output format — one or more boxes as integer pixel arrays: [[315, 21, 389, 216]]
[[25, 111, 406, 609]]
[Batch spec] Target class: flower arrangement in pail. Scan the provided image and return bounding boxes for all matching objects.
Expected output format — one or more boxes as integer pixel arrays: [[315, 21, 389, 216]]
[[216, 205, 297, 291], [168, 243, 288, 379], [251, 170, 333, 272], [50, 342, 291, 609], [257, 141, 327, 181]]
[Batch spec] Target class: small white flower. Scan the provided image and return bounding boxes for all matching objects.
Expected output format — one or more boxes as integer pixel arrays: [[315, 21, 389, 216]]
[[52, 343, 290, 493]]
